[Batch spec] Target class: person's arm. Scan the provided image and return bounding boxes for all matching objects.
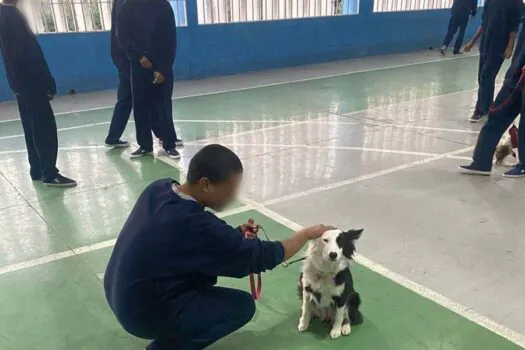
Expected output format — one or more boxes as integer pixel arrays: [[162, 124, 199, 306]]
[[505, 2, 522, 59], [470, 0, 477, 17], [116, 1, 151, 67], [505, 31, 517, 59], [464, 26, 484, 51], [152, 3, 177, 84], [192, 213, 331, 278]]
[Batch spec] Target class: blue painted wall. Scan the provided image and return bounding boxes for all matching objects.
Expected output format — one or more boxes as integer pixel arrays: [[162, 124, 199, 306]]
[[0, 0, 481, 101]]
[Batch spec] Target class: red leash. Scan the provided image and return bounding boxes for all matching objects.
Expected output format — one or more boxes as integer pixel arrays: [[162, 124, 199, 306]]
[[489, 67, 525, 114], [244, 219, 263, 300]]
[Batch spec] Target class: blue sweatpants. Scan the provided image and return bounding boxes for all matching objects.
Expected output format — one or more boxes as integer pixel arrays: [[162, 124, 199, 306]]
[[475, 54, 506, 116], [472, 83, 525, 170], [142, 287, 255, 350], [442, 12, 470, 54]]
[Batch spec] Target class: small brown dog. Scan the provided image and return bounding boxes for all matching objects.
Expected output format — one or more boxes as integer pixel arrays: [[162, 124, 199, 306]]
[[495, 125, 518, 166]]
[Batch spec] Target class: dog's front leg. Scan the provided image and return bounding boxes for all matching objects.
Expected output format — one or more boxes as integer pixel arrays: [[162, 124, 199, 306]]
[[330, 307, 346, 339], [298, 291, 313, 332]]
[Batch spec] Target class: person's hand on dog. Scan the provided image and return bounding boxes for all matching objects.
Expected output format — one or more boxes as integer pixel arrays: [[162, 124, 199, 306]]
[[301, 224, 336, 240]]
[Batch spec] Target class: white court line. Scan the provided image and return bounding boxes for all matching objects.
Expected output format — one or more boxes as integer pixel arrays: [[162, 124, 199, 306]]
[[262, 145, 475, 206], [0, 53, 475, 124], [239, 196, 525, 349], [188, 142, 441, 157], [0, 204, 252, 276]]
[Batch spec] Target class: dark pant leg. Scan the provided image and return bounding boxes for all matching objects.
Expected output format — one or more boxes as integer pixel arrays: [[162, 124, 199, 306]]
[[16, 95, 41, 178], [131, 63, 154, 150], [443, 15, 459, 48], [472, 84, 522, 170], [151, 73, 177, 150], [17, 93, 59, 181], [475, 55, 505, 115], [518, 91, 525, 166], [453, 15, 469, 54], [147, 287, 256, 350], [106, 65, 133, 143]]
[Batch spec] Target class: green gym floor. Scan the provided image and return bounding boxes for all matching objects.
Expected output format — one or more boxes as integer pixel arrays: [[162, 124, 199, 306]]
[[1, 51, 524, 350]]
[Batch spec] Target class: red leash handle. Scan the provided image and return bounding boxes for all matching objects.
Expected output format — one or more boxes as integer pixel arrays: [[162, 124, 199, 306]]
[[244, 219, 262, 300]]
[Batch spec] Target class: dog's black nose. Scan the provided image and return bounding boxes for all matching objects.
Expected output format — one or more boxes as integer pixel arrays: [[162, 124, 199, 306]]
[[329, 252, 338, 260]]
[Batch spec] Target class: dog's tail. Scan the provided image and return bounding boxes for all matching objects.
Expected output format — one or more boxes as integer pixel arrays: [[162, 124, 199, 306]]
[[348, 292, 364, 326]]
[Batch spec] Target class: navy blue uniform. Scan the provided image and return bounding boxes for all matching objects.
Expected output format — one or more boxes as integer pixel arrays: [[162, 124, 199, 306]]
[[474, 0, 522, 116], [0, 3, 59, 181], [104, 179, 284, 349], [442, 0, 477, 54], [116, 0, 178, 151], [471, 28, 525, 170], [105, 0, 132, 145]]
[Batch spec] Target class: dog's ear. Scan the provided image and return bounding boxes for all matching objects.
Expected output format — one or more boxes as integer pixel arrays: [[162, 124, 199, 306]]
[[337, 229, 363, 259]]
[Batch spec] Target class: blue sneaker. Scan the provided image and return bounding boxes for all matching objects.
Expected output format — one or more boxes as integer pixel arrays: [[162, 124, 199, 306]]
[[469, 113, 487, 123], [458, 164, 491, 176], [503, 165, 525, 178]]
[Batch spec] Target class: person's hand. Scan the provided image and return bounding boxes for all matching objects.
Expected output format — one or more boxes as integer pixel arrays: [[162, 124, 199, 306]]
[[300, 224, 336, 240], [140, 56, 153, 69], [504, 46, 514, 59], [463, 42, 473, 53], [240, 221, 259, 239], [153, 71, 165, 84], [47, 93, 55, 101]]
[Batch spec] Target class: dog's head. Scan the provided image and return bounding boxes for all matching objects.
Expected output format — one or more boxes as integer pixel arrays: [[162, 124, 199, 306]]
[[309, 229, 363, 263]]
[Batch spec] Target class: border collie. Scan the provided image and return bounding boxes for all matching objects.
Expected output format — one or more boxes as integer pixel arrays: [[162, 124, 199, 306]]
[[297, 229, 364, 339]]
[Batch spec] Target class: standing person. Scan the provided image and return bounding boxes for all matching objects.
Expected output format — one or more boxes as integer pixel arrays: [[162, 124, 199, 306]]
[[463, 0, 522, 123], [116, 0, 182, 159], [104, 0, 131, 149], [440, 0, 478, 56], [0, 0, 76, 187], [104, 144, 334, 349], [459, 26, 525, 177]]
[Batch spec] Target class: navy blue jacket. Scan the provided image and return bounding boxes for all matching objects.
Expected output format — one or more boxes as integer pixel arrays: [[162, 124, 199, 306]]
[[480, 0, 522, 57], [452, 0, 477, 17], [0, 4, 56, 95], [104, 179, 284, 327], [504, 24, 525, 88], [110, 0, 128, 70], [116, 0, 177, 75]]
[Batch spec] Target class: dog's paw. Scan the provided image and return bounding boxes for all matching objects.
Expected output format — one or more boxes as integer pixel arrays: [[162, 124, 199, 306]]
[[341, 323, 352, 336], [330, 327, 342, 339], [298, 319, 310, 332]]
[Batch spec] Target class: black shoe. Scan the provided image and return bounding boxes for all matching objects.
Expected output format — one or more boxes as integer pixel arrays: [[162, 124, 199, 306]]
[[130, 148, 153, 159], [175, 139, 184, 147], [43, 174, 77, 188], [105, 139, 130, 148], [458, 164, 491, 176], [30, 173, 42, 181], [164, 148, 181, 159], [453, 51, 462, 55], [469, 113, 487, 123], [440, 46, 446, 56]]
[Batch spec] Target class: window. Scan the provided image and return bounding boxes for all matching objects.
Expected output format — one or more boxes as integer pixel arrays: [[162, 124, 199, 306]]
[[373, 0, 453, 12], [21, 0, 187, 34], [197, 0, 359, 25]]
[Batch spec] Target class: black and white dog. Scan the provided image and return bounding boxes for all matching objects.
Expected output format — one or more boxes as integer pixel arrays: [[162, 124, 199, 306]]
[[297, 229, 363, 339]]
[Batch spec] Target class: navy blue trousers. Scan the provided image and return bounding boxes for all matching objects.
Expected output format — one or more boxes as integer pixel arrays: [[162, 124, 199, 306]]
[[106, 64, 133, 144], [472, 84, 525, 170], [137, 287, 255, 350], [130, 63, 177, 151], [442, 12, 469, 54], [16, 93, 59, 181], [475, 54, 506, 115]]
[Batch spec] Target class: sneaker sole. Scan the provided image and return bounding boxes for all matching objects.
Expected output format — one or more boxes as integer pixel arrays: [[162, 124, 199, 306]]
[[458, 166, 491, 176], [43, 182, 77, 188], [130, 152, 154, 159], [105, 143, 130, 148], [167, 154, 181, 160], [502, 173, 525, 178], [469, 116, 487, 123]]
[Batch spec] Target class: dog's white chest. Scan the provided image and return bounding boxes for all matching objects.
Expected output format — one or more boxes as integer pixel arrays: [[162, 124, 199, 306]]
[[307, 274, 341, 307]]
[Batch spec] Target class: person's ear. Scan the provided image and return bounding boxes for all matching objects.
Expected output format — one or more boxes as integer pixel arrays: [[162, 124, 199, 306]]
[[199, 178, 211, 193]]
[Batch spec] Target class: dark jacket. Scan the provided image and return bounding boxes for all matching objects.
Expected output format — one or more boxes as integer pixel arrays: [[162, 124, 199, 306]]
[[110, 0, 128, 70], [0, 4, 56, 96], [104, 179, 284, 328], [116, 0, 177, 75], [452, 0, 478, 17], [480, 0, 522, 57]]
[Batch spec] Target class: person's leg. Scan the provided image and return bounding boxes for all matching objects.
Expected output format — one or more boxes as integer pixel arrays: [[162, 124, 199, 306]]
[[463, 85, 522, 173], [453, 15, 469, 54], [130, 63, 154, 156], [503, 92, 525, 177], [16, 95, 42, 180], [442, 15, 459, 52], [106, 64, 133, 146], [151, 73, 180, 157], [147, 287, 256, 350], [473, 55, 505, 119]]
